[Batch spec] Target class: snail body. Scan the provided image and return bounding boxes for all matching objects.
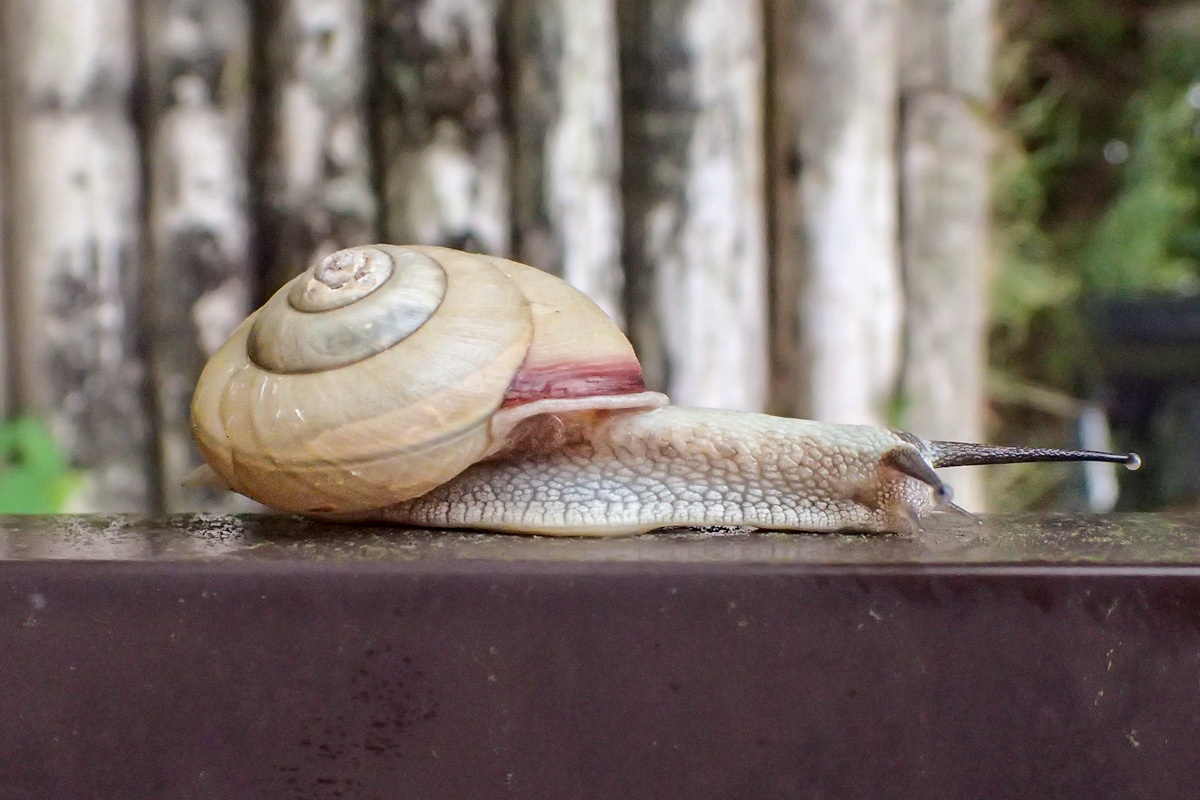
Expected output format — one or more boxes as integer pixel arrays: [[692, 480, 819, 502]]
[[191, 245, 1139, 536]]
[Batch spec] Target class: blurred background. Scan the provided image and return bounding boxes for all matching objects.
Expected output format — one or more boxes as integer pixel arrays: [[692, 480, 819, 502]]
[[0, 0, 1194, 515]]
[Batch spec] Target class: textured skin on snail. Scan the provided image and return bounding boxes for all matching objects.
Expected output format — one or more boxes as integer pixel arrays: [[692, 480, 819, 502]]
[[336, 408, 942, 535], [191, 245, 1139, 536]]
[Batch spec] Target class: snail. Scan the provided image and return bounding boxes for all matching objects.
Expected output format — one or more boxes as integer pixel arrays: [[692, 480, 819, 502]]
[[190, 244, 1140, 536]]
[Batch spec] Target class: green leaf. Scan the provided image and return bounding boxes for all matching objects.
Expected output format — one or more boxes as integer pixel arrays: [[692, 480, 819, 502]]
[[0, 418, 81, 513]]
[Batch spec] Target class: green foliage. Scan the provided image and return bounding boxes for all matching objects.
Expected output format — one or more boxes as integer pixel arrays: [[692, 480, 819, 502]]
[[990, 0, 1200, 509], [995, 1, 1200, 351], [0, 418, 80, 513], [1084, 27, 1200, 292]]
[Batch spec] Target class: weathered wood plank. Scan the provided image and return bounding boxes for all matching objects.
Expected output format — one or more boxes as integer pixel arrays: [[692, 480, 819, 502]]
[[373, 0, 509, 254], [2, 514, 1198, 799], [767, 0, 903, 425], [507, 0, 624, 323], [140, 0, 256, 511], [0, 0, 151, 511], [1, 511, 1194, 563], [898, 0, 993, 510], [0, 76, 7, 422], [899, 0, 993, 95], [258, 0, 377, 290], [618, 0, 769, 410]]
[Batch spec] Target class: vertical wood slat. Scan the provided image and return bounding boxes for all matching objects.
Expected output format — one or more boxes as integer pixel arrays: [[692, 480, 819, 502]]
[[508, 0, 624, 324], [618, 0, 769, 410], [767, 0, 904, 425], [0, 17, 7, 422], [374, 0, 509, 254], [259, 0, 377, 291], [1, 0, 151, 511], [0, 58, 7, 422], [898, 0, 993, 511], [141, 0, 255, 511]]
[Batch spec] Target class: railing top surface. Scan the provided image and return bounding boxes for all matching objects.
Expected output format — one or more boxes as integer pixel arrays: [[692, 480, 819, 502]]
[[1, 513, 1198, 567]]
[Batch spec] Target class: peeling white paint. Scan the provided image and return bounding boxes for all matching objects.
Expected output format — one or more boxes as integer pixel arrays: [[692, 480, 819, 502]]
[[380, 0, 508, 254], [4, 0, 149, 512], [142, 0, 253, 512], [267, 0, 375, 283], [643, 0, 769, 411], [418, 0, 497, 69], [771, 0, 904, 427], [542, 0, 624, 323], [192, 278, 249, 356], [151, 76, 249, 264]]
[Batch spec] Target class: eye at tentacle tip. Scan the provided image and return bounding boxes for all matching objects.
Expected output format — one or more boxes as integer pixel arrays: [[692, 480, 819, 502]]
[[1124, 452, 1142, 471]]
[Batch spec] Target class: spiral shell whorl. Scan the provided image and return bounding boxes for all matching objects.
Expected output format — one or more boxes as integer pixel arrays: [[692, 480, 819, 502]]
[[247, 245, 447, 374], [192, 245, 536, 513], [288, 246, 394, 311]]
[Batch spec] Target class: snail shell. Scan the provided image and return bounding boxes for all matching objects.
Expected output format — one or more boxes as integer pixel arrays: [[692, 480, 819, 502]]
[[192, 245, 1139, 535], [191, 245, 664, 515]]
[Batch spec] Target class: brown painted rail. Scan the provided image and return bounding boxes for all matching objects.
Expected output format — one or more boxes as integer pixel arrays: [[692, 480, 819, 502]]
[[3, 513, 1200, 799]]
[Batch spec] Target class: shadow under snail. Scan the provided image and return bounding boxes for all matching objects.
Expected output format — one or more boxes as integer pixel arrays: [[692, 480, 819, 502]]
[[190, 245, 1140, 536]]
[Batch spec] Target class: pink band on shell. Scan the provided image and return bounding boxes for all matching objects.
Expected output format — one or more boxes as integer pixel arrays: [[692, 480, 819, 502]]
[[502, 362, 647, 408]]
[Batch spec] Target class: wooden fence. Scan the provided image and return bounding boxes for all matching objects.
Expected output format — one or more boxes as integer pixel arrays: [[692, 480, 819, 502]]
[[0, 0, 992, 512]]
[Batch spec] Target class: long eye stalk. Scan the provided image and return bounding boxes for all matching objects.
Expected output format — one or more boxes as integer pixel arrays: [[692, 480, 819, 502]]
[[926, 441, 1141, 470]]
